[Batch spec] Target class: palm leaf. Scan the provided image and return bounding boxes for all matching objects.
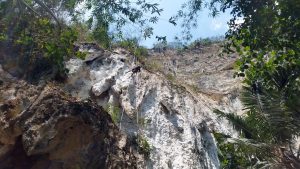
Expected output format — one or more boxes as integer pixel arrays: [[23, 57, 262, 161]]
[[214, 109, 255, 139], [241, 66, 300, 143]]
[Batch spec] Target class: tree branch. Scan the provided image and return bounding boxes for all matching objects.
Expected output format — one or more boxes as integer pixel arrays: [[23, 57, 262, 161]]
[[33, 0, 61, 30], [19, 0, 40, 16]]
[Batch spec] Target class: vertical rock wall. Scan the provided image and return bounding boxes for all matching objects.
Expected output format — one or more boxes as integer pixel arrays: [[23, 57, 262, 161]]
[[64, 46, 244, 169], [0, 44, 243, 169]]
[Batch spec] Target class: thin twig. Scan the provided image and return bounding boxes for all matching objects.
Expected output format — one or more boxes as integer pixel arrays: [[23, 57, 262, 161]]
[[19, 0, 40, 16]]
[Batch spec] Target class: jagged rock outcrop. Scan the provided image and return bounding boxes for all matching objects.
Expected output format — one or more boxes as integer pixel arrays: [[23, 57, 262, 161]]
[[63, 45, 244, 169], [0, 66, 138, 169]]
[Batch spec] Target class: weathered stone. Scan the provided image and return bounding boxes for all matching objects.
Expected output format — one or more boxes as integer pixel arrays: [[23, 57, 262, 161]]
[[64, 45, 244, 169], [0, 43, 245, 169], [0, 84, 137, 169], [92, 77, 115, 96]]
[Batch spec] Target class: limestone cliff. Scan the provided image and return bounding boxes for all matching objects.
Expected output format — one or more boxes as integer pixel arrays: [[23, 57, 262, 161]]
[[0, 43, 243, 169], [64, 44, 243, 168]]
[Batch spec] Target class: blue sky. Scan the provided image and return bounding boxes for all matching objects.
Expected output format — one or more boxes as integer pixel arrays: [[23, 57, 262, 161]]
[[132, 0, 232, 47], [78, 0, 233, 47]]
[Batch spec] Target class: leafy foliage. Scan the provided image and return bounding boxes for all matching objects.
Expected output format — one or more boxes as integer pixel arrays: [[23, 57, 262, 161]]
[[0, 0, 86, 78], [85, 0, 163, 42], [172, 0, 204, 41], [0, 0, 162, 79], [207, 0, 300, 81]]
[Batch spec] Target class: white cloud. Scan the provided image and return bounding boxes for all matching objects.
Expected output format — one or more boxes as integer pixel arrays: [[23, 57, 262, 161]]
[[230, 17, 244, 31], [211, 19, 224, 31], [235, 17, 244, 25]]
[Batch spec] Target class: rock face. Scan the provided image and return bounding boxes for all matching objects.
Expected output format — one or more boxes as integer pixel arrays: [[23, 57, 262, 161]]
[[0, 66, 138, 169], [63, 45, 244, 169], [0, 44, 243, 169]]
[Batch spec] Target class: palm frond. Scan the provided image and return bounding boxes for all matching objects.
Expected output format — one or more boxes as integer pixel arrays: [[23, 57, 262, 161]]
[[240, 65, 300, 143], [215, 132, 276, 168], [214, 109, 255, 139]]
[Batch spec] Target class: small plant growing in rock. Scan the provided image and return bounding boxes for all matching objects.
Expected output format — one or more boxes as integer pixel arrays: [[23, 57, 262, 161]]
[[114, 38, 148, 59], [144, 59, 164, 73], [138, 117, 151, 127], [185, 83, 200, 93], [137, 135, 151, 158], [165, 73, 176, 82], [134, 47, 148, 58], [104, 103, 120, 124]]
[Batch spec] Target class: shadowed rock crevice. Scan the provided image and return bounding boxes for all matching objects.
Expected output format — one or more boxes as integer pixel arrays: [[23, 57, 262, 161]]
[[0, 137, 44, 169]]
